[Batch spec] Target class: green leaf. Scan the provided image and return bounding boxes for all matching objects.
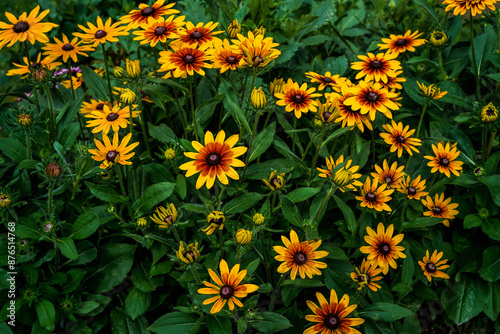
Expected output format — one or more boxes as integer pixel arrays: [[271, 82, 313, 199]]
[[81, 65, 108, 100], [125, 288, 151, 320], [486, 73, 500, 82], [287, 187, 321, 203], [482, 218, 500, 241], [70, 212, 100, 239], [479, 176, 500, 207], [279, 193, 302, 228], [321, 127, 352, 148], [206, 315, 232, 334], [248, 311, 292, 333], [332, 194, 357, 233], [479, 245, 500, 282], [359, 302, 413, 322], [56, 238, 78, 260], [0, 138, 27, 162], [74, 301, 100, 315], [463, 213, 483, 229], [224, 192, 264, 215], [131, 260, 163, 292], [148, 312, 198, 333], [402, 217, 443, 230], [483, 282, 500, 321], [401, 249, 414, 286], [35, 299, 56, 331], [414, 0, 441, 28], [86, 243, 137, 293], [85, 182, 126, 203], [16, 219, 43, 239], [131, 182, 175, 217], [221, 85, 252, 134], [441, 274, 488, 325], [148, 123, 178, 145], [248, 122, 276, 162], [283, 279, 324, 287]]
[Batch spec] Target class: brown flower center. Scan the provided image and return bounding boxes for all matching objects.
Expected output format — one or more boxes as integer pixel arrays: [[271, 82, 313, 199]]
[[31, 62, 41, 69], [486, 108, 494, 116], [226, 55, 237, 64], [211, 218, 222, 225], [407, 186, 417, 196], [184, 251, 194, 260], [154, 26, 167, 36], [142, 7, 155, 16], [96, 103, 104, 110], [13, 21, 29, 33], [106, 113, 119, 121], [164, 215, 173, 223], [365, 92, 379, 102], [294, 251, 308, 265], [253, 55, 263, 64], [94, 30, 107, 39], [292, 94, 304, 104], [357, 274, 371, 283], [324, 314, 340, 330], [426, 262, 437, 273], [365, 192, 376, 202], [206, 152, 221, 166], [322, 77, 333, 83], [370, 60, 383, 69], [439, 158, 449, 167], [323, 111, 332, 120], [385, 177, 393, 185], [220, 285, 234, 299], [271, 178, 282, 187], [106, 150, 118, 162], [432, 206, 442, 215], [190, 31, 203, 39], [62, 44, 75, 51], [379, 242, 391, 255], [396, 135, 406, 143], [182, 54, 196, 64], [395, 39, 407, 46], [141, 90, 147, 98]]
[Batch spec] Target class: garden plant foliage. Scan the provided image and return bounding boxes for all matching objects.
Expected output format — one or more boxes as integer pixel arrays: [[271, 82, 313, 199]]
[[1, 0, 500, 333]]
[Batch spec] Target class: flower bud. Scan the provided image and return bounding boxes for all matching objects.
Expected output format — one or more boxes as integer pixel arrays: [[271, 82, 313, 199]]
[[252, 213, 265, 226], [270, 78, 284, 96], [176, 241, 200, 264], [236, 229, 252, 245], [251, 87, 266, 109], [126, 59, 141, 79], [164, 148, 176, 160], [0, 193, 12, 208], [227, 19, 241, 39], [43, 222, 53, 233], [333, 169, 353, 188], [253, 26, 266, 37], [113, 66, 124, 78], [18, 113, 33, 127], [136, 217, 147, 227], [262, 171, 285, 191], [119, 88, 136, 104], [430, 31, 447, 47], [481, 102, 498, 123], [46, 162, 62, 178]]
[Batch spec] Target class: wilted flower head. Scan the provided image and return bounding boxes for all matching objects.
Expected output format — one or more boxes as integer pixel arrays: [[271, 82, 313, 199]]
[[481, 102, 498, 123], [430, 30, 447, 47], [251, 87, 266, 108], [18, 113, 33, 127], [0, 193, 12, 208], [150, 203, 178, 228], [252, 213, 265, 225], [43, 222, 53, 233], [46, 162, 62, 178], [203, 211, 225, 235], [227, 19, 241, 39]]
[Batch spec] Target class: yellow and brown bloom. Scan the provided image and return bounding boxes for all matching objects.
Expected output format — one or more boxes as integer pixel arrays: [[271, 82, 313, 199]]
[[421, 193, 459, 227], [397, 175, 428, 200], [119, 0, 179, 29], [481, 102, 498, 123], [176, 241, 200, 264], [80, 99, 113, 115], [0, 193, 12, 209], [262, 171, 285, 191], [379, 70, 406, 90], [424, 141, 463, 177], [74, 16, 129, 48], [150, 203, 178, 228], [350, 258, 383, 291], [355, 178, 394, 212], [179, 130, 247, 189], [371, 159, 405, 189], [7, 53, 61, 78], [275, 79, 321, 119], [61, 72, 84, 89], [430, 30, 447, 47], [132, 15, 185, 47], [236, 229, 252, 245], [0, 5, 58, 49], [316, 98, 340, 123], [232, 31, 281, 68], [211, 38, 242, 73], [418, 250, 450, 282], [360, 223, 406, 275], [203, 211, 225, 235], [88, 132, 139, 169], [197, 259, 259, 314], [304, 289, 364, 334], [317, 155, 362, 192], [377, 30, 426, 56], [159, 42, 214, 78], [226, 19, 241, 39], [41, 34, 93, 63], [351, 52, 401, 83], [332, 85, 372, 133], [85, 104, 141, 134], [442, 0, 497, 16], [305, 71, 346, 92], [274, 229, 328, 280], [380, 120, 422, 157], [344, 80, 399, 121], [177, 21, 223, 46], [417, 81, 447, 100]]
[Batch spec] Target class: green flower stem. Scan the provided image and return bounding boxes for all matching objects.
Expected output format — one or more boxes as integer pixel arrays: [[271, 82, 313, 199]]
[[45, 85, 56, 144], [269, 273, 288, 312], [218, 228, 224, 261], [188, 77, 199, 142], [311, 185, 337, 226], [101, 44, 113, 97], [236, 244, 243, 263], [348, 207, 367, 256], [438, 49, 447, 81], [260, 236, 271, 283], [240, 110, 262, 182], [416, 98, 429, 138], [239, 68, 250, 106], [485, 129, 497, 161], [171, 226, 180, 243], [116, 165, 132, 217], [301, 129, 320, 161], [23, 42, 32, 69], [135, 83, 151, 157], [190, 264, 202, 285], [292, 117, 297, 155], [48, 180, 55, 219], [398, 200, 408, 233], [428, 173, 438, 192], [67, 60, 76, 100], [173, 89, 188, 139], [246, 69, 257, 113], [308, 125, 326, 184], [469, 17, 482, 102], [26, 131, 31, 160], [71, 175, 80, 200], [481, 126, 488, 163]]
